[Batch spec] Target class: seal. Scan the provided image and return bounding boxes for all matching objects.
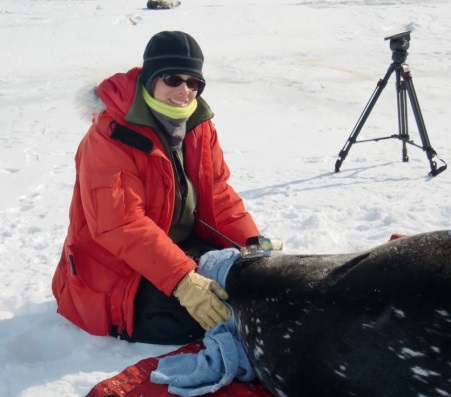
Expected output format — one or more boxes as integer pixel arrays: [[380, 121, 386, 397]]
[[226, 230, 451, 397]]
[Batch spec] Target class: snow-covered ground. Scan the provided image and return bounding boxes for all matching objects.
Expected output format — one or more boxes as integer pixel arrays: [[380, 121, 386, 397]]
[[1, 0, 450, 395]]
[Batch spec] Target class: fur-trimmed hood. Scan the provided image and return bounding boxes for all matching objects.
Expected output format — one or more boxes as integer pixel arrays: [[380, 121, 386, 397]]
[[74, 68, 142, 124], [74, 82, 107, 122]]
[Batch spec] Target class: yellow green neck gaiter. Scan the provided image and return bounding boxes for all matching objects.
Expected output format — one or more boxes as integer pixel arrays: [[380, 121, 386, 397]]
[[142, 85, 197, 120]]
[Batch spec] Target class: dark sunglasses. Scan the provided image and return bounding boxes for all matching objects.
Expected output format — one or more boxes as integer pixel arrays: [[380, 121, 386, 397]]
[[160, 74, 205, 92]]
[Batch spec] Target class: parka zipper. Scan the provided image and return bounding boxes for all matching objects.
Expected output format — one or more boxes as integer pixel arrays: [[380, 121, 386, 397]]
[[172, 149, 188, 223]]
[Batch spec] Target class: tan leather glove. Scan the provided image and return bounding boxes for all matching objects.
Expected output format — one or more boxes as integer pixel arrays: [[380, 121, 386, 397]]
[[173, 271, 231, 330]]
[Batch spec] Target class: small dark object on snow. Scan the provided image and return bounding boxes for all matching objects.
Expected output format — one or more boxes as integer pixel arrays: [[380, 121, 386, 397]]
[[147, 0, 181, 9]]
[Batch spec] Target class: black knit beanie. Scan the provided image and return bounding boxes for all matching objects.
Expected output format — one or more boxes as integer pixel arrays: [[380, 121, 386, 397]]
[[141, 31, 205, 96]]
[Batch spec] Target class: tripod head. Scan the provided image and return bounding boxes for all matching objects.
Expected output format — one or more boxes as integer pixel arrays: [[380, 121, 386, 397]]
[[385, 31, 411, 63]]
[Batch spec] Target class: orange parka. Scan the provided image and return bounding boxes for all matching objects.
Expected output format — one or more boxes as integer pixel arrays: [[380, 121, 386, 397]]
[[52, 67, 259, 337]]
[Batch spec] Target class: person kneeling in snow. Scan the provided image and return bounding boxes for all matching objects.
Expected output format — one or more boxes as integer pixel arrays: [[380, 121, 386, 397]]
[[51, 31, 259, 345]]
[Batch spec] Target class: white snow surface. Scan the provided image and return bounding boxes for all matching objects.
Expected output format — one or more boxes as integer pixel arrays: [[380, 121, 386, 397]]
[[1, 0, 450, 396]]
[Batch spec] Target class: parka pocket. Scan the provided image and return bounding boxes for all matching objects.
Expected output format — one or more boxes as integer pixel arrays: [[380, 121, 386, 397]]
[[89, 169, 146, 235], [90, 170, 125, 234], [57, 255, 110, 336]]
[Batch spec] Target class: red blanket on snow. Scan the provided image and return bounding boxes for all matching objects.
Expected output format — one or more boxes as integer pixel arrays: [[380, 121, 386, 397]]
[[85, 342, 273, 397]]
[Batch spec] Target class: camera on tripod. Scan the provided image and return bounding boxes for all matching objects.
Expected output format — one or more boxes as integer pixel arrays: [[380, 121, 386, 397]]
[[334, 31, 447, 177], [385, 31, 410, 63]]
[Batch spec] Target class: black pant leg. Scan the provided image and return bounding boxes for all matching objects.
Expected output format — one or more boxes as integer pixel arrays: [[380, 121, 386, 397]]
[[115, 277, 204, 345], [111, 232, 220, 345]]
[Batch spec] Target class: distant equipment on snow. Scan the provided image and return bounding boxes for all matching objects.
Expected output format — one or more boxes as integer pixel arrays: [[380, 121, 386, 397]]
[[147, 0, 181, 9]]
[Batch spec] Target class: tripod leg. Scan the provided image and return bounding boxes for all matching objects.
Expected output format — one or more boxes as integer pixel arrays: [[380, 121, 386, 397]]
[[335, 63, 396, 173], [401, 64, 447, 176], [396, 67, 409, 162]]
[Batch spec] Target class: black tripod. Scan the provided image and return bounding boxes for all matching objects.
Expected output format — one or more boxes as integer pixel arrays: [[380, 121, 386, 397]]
[[334, 31, 447, 177]]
